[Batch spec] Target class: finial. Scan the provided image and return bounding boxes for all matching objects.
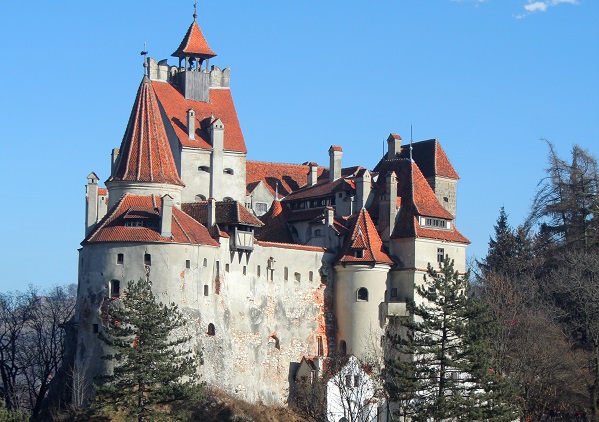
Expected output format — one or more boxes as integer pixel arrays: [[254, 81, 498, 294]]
[[410, 125, 414, 162], [140, 42, 148, 76], [193, 0, 198, 20]]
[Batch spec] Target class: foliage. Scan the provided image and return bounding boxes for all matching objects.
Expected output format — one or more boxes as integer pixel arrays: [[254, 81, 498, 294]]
[[94, 278, 201, 422], [393, 257, 517, 422]]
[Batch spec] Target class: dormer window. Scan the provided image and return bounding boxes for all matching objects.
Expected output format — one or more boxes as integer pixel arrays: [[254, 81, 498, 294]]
[[422, 217, 450, 230], [354, 249, 364, 258]]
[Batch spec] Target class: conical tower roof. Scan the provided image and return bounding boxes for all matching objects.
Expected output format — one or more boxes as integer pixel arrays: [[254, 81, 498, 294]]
[[337, 209, 393, 265], [172, 19, 216, 59], [109, 77, 184, 187]]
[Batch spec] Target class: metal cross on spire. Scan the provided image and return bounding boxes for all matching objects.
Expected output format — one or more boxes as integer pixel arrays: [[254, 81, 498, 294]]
[[140, 42, 148, 76], [193, 0, 198, 20]]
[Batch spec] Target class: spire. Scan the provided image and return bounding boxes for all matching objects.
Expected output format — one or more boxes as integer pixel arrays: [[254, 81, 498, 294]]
[[109, 77, 184, 187], [172, 12, 217, 60], [337, 209, 393, 265]]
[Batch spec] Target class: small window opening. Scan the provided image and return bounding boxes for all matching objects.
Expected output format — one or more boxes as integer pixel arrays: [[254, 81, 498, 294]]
[[203, 284, 209, 296], [198, 166, 210, 172], [186, 259, 191, 269], [391, 288, 398, 298], [203, 258, 207, 267], [339, 340, 347, 356], [116, 253, 124, 265], [243, 266, 247, 275], [354, 375, 360, 387], [110, 280, 120, 298], [345, 375, 352, 387], [207, 323, 215, 336], [284, 267, 289, 281], [317, 336, 323, 356], [314, 229, 322, 236], [225, 263, 230, 272], [437, 248, 445, 263], [223, 168, 234, 175], [354, 249, 364, 258], [93, 324, 99, 333], [257, 265, 261, 277], [144, 253, 151, 266], [294, 272, 301, 282], [357, 287, 369, 302], [309, 271, 314, 281]]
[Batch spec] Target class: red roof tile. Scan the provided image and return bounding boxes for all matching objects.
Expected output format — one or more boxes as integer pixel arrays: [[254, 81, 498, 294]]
[[246, 161, 325, 198], [108, 77, 184, 187], [330, 145, 343, 152], [337, 209, 393, 265], [172, 20, 216, 59], [98, 188, 108, 196], [283, 176, 355, 202], [84, 194, 218, 246], [256, 200, 294, 243], [152, 81, 246, 153], [182, 201, 263, 227]]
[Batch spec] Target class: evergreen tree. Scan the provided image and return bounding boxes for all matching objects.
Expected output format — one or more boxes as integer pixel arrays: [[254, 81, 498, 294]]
[[94, 278, 201, 422], [394, 257, 517, 422]]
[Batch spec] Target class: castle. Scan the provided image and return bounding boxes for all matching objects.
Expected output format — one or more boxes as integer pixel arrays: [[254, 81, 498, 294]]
[[74, 10, 469, 408]]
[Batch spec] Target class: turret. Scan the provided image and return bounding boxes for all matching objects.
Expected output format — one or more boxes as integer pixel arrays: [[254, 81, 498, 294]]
[[85, 172, 99, 236]]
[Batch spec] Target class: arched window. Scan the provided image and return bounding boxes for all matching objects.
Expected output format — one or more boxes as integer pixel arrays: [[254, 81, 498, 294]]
[[223, 197, 234, 202], [207, 323, 215, 336], [223, 168, 234, 175], [195, 194, 206, 202], [339, 340, 347, 356], [357, 287, 369, 302]]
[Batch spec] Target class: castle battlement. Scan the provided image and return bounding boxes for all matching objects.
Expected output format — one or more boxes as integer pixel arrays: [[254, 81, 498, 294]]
[[147, 57, 230, 88]]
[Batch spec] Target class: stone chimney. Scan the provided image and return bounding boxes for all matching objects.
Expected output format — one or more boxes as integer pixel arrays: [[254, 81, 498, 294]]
[[209, 118, 224, 199], [387, 133, 401, 159], [111, 149, 120, 177], [208, 197, 216, 228], [308, 162, 318, 186], [160, 195, 174, 237], [356, 169, 371, 209], [187, 109, 196, 140], [387, 171, 398, 238], [328, 145, 342, 183], [85, 172, 99, 236]]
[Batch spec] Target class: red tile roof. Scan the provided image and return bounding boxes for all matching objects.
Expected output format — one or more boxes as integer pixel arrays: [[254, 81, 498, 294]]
[[337, 209, 393, 265], [84, 194, 218, 246], [330, 145, 343, 152], [98, 188, 108, 196], [172, 20, 216, 59], [152, 81, 246, 153], [108, 77, 184, 187], [182, 201, 263, 227], [256, 200, 294, 243], [283, 176, 356, 202], [392, 212, 469, 244], [246, 161, 325, 198]]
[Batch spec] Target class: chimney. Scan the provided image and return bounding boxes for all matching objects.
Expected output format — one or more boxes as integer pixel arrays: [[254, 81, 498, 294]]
[[85, 172, 99, 236], [325, 206, 334, 227], [328, 145, 342, 183], [209, 118, 224, 199], [356, 169, 371, 209], [160, 195, 174, 237], [111, 149, 120, 177], [387, 172, 398, 237], [187, 109, 196, 140], [387, 133, 401, 160], [308, 162, 318, 186], [208, 198, 216, 228]]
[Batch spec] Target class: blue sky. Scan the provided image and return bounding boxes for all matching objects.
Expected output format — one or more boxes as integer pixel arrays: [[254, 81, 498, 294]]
[[0, 1, 597, 292]]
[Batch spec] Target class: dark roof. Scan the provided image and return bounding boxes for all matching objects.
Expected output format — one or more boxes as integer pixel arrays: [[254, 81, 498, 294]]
[[256, 200, 294, 243], [182, 201, 263, 228]]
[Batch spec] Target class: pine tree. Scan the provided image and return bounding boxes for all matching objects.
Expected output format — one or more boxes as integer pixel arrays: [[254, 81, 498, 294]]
[[395, 257, 517, 422], [94, 278, 201, 422]]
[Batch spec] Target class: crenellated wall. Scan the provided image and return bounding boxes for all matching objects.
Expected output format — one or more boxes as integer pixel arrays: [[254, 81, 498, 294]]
[[147, 57, 230, 88]]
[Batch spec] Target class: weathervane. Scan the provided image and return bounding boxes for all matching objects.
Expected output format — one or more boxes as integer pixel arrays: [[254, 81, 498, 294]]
[[140, 42, 148, 76], [193, 0, 198, 20]]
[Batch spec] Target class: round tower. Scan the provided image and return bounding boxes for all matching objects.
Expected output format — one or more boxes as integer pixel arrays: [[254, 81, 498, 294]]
[[334, 209, 392, 358]]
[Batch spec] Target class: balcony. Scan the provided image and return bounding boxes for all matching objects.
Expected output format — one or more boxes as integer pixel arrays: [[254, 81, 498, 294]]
[[232, 228, 254, 251]]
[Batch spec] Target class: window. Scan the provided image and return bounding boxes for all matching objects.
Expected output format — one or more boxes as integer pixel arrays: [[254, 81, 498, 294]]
[[354, 375, 360, 387], [185, 259, 191, 269], [354, 249, 364, 258], [339, 340, 347, 356], [223, 168, 234, 175], [357, 287, 368, 301], [345, 375, 352, 387], [144, 253, 151, 266], [309, 271, 313, 282], [110, 280, 120, 298], [294, 272, 301, 282], [195, 194, 206, 202], [317, 336, 323, 356], [314, 229, 322, 237], [223, 197, 234, 202], [116, 253, 124, 265], [203, 258, 207, 267], [204, 284, 209, 296], [255, 202, 268, 213], [243, 266, 247, 275], [198, 165, 210, 172], [437, 248, 444, 263], [225, 263, 230, 272], [284, 267, 289, 281], [207, 323, 215, 336], [391, 288, 398, 298], [93, 324, 99, 334], [424, 217, 448, 229], [257, 265, 261, 277]]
